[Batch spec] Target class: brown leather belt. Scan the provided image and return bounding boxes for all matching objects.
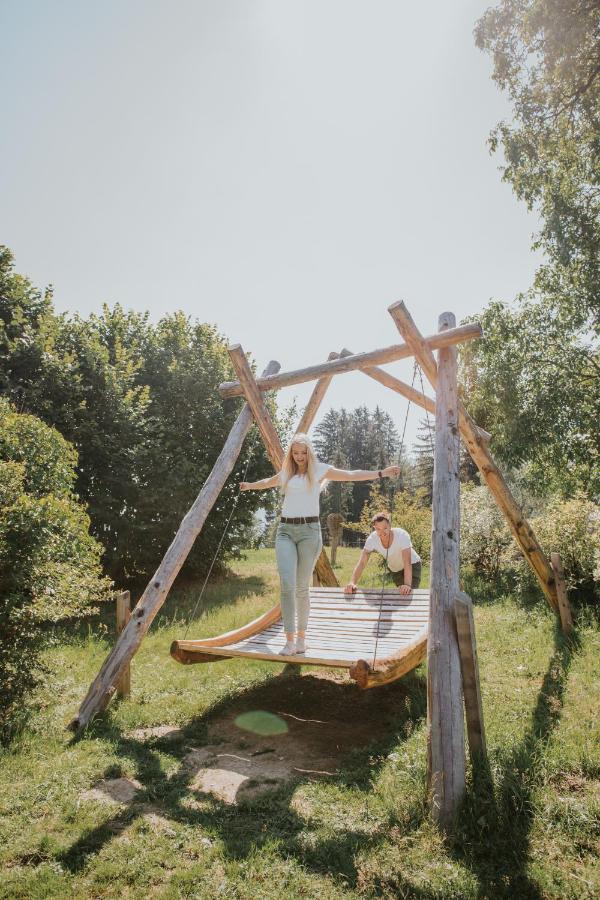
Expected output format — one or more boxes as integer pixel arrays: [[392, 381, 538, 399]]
[[280, 516, 320, 524]]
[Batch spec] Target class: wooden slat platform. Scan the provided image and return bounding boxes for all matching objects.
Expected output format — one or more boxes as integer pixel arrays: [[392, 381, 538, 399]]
[[170, 587, 430, 689]]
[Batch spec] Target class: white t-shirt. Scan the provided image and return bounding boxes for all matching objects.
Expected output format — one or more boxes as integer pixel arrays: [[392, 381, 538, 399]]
[[364, 527, 421, 572], [278, 460, 330, 517]]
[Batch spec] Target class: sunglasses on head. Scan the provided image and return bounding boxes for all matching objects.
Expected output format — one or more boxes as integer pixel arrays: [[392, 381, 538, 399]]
[[372, 516, 390, 523]]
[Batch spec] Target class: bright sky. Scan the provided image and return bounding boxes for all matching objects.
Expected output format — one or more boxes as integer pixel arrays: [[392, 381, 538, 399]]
[[1, 0, 541, 453]]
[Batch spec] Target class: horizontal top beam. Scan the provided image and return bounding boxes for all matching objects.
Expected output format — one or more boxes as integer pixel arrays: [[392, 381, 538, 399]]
[[219, 322, 482, 399]]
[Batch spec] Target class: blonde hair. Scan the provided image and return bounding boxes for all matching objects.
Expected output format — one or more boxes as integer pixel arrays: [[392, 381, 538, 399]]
[[280, 433, 321, 493]]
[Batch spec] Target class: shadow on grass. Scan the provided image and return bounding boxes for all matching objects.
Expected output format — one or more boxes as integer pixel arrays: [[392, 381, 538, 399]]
[[60, 668, 428, 890], [453, 623, 582, 899]]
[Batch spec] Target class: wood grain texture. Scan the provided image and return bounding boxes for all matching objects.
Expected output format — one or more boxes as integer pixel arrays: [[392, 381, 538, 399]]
[[339, 348, 490, 443], [454, 591, 487, 762], [550, 552, 574, 633], [296, 351, 340, 434], [173, 588, 430, 686], [218, 324, 482, 398], [427, 311, 466, 826]]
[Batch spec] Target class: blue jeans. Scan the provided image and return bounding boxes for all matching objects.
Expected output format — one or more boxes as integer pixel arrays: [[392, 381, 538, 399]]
[[275, 522, 323, 634]]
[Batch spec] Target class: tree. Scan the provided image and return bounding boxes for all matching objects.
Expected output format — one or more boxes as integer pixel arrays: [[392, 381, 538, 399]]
[[413, 418, 435, 504], [314, 405, 400, 520], [469, 1, 600, 498], [461, 301, 599, 497], [475, 0, 600, 334], [313, 410, 353, 519], [0, 248, 275, 581]]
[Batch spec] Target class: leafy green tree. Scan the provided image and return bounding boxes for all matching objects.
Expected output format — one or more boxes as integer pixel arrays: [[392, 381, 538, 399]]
[[461, 300, 599, 497], [0, 400, 111, 743], [469, 2, 600, 498], [312, 410, 353, 518], [0, 248, 275, 581], [475, 0, 600, 334], [132, 312, 275, 578]]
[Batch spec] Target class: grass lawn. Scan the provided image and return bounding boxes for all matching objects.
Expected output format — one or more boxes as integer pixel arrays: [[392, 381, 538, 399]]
[[0, 547, 598, 899]]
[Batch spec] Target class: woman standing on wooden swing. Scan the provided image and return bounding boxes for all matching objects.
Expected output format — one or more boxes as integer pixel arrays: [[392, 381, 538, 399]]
[[240, 433, 400, 656]]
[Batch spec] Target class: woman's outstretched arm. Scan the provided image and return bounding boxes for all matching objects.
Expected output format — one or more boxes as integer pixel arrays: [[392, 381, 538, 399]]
[[325, 465, 401, 482], [240, 474, 280, 491]]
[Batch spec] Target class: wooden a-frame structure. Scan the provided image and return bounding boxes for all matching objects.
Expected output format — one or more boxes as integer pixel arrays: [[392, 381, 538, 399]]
[[71, 300, 571, 826]]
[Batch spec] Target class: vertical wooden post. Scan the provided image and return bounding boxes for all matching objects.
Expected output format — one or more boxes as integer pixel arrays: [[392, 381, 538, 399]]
[[428, 311, 465, 827], [454, 592, 487, 763], [550, 553, 573, 634], [116, 591, 131, 699]]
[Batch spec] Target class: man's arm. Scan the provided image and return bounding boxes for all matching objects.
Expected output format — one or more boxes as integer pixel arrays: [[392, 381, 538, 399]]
[[344, 549, 371, 594], [399, 548, 412, 595]]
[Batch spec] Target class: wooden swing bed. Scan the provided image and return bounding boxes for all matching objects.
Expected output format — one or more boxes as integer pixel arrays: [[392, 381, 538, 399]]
[[171, 586, 430, 689]]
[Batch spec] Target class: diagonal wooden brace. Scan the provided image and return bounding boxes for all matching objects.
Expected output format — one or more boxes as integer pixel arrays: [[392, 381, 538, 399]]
[[296, 351, 340, 434], [229, 345, 338, 587], [388, 301, 559, 614], [339, 348, 490, 443], [70, 360, 282, 733]]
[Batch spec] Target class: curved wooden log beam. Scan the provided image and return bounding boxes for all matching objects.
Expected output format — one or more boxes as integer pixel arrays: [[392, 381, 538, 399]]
[[349, 631, 427, 689], [171, 603, 282, 663], [218, 324, 483, 399]]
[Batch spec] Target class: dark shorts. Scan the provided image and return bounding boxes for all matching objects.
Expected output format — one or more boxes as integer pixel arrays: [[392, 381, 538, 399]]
[[387, 561, 422, 589]]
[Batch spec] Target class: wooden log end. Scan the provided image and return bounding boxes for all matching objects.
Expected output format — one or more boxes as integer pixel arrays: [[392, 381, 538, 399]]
[[170, 640, 187, 663], [349, 659, 370, 689], [387, 300, 407, 314], [170, 640, 229, 665], [439, 311, 456, 330], [228, 343, 243, 353]]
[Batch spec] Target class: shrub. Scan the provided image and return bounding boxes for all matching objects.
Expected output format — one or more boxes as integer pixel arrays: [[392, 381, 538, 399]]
[[509, 492, 600, 602], [0, 400, 111, 744], [460, 484, 512, 580], [460, 482, 599, 605]]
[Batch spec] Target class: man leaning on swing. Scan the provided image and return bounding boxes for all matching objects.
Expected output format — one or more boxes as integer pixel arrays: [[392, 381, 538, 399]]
[[344, 511, 422, 596]]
